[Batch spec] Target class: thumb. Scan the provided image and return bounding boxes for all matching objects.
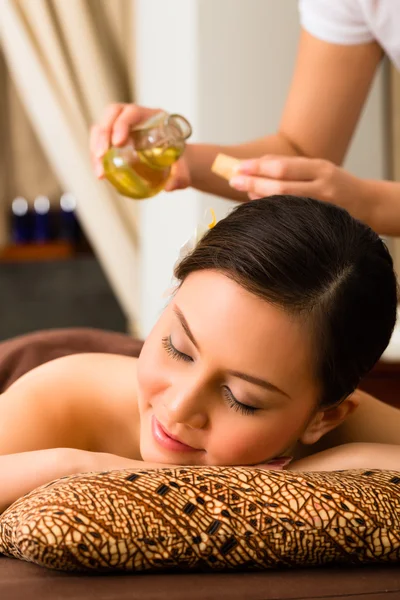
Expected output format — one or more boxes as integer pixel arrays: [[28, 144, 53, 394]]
[[164, 158, 190, 192]]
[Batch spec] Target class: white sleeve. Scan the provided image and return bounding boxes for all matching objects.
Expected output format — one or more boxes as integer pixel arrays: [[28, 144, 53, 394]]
[[298, 0, 375, 45]]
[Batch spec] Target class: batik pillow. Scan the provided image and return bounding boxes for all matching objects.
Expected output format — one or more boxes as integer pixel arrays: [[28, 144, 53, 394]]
[[0, 467, 399, 572]]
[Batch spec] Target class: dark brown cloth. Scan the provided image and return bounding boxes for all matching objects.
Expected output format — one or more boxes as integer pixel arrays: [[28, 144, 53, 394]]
[[0, 328, 143, 392], [1, 557, 399, 600]]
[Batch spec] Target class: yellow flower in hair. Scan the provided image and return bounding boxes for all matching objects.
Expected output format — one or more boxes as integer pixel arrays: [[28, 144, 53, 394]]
[[178, 208, 217, 260]]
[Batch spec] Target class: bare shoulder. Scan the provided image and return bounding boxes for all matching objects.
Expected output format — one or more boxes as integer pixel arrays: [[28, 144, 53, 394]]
[[8, 352, 137, 389], [0, 353, 140, 456]]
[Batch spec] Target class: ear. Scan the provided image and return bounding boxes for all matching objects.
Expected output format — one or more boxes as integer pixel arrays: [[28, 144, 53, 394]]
[[300, 393, 360, 446]]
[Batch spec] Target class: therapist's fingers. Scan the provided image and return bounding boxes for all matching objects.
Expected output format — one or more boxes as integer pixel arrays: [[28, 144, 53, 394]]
[[164, 158, 191, 192], [91, 103, 125, 157], [247, 192, 260, 201], [236, 155, 325, 181], [230, 174, 318, 198], [90, 104, 125, 178], [110, 104, 160, 146], [90, 104, 160, 179], [89, 124, 107, 178]]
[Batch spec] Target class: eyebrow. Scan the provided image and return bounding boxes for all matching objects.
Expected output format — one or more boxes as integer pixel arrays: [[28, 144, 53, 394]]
[[173, 306, 200, 349], [227, 370, 289, 398], [173, 305, 289, 398]]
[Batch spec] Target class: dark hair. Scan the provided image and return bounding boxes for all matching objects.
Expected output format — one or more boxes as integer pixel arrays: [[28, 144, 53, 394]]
[[175, 196, 398, 407]]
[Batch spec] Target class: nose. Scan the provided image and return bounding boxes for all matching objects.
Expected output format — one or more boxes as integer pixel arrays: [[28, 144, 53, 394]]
[[164, 378, 209, 430]]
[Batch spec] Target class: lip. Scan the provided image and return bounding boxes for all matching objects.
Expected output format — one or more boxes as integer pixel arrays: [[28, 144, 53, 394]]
[[152, 416, 198, 453]]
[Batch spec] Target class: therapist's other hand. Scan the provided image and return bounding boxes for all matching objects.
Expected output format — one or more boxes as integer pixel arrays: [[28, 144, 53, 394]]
[[230, 156, 370, 221]]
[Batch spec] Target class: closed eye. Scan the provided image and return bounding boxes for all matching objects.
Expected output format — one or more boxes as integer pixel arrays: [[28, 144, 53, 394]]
[[222, 386, 258, 416], [162, 335, 193, 363]]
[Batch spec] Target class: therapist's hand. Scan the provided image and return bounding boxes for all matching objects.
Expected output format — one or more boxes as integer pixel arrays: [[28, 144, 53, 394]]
[[229, 156, 372, 223], [90, 102, 191, 192]]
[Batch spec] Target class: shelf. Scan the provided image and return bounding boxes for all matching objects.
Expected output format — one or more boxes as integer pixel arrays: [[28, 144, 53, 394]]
[[0, 241, 78, 262]]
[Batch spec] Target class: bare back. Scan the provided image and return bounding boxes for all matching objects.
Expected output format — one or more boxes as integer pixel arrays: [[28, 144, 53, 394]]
[[0, 353, 141, 459]]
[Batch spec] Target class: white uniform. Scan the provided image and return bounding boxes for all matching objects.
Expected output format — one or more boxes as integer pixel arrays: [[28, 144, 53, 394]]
[[299, 0, 400, 69]]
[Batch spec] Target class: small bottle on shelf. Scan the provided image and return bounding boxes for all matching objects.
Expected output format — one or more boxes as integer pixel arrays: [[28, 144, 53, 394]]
[[59, 192, 79, 243], [11, 197, 30, 244], [33, 195, 51, 243]]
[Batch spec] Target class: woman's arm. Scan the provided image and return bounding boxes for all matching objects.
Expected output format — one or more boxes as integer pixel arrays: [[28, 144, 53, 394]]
[[0, 448, 91, 513], [289, 443, 400, 472], [2, 443, 398, 514], [0, 448, 167, 514]]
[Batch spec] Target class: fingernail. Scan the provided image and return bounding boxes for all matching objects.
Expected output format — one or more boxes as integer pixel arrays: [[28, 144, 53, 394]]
[[274, 457, 293, 469], [263, 457, 293, 470], [229, 175, 249, 191]]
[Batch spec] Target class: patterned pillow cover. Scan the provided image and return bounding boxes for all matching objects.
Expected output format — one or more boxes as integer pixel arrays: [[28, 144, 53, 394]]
[[0, 467, 399, 572]]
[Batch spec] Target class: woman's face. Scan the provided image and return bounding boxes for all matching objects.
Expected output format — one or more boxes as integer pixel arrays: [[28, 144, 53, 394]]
[[137, 270, 321, 466]]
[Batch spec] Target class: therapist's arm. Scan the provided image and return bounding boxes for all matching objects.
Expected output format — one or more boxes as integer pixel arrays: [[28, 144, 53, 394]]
[[186, 30, 383, 199], [92, 31, 383, 202]]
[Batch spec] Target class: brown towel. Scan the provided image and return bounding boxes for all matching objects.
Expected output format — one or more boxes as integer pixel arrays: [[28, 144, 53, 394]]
[[0, 328, 143, 392]]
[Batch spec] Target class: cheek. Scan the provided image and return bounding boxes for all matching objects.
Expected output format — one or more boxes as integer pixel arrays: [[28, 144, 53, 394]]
[[208, 425, 276, 464], [208, 411, 309, 465], [136, 338, 170, 411]]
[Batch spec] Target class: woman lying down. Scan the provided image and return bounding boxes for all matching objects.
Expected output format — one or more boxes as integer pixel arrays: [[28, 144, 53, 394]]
[[1, 195, 400, 514]]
